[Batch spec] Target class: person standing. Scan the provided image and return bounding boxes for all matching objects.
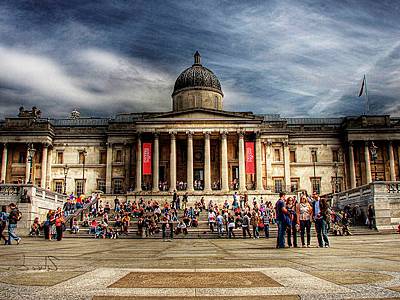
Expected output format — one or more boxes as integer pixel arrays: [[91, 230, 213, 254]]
[[297, 196, 313, 247], [216, 212, 224, 237], [7, 203, 22, 245], [55, 211, 64, 241], [242, 212, 251, 238], [286, 197, 298, 247], [312, 192, 330, 247], [367, 204, 375, 230], [275, 192, 288, 248], [0, 206, 9, 244], [182, 193, 188, 210], [262, 207, 270, 239]]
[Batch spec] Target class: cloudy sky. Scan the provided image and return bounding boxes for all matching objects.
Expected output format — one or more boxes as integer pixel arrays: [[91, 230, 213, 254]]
[[0, 0, 399, 119]]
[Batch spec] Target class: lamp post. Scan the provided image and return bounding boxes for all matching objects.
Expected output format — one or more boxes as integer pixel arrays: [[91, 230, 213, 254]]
[[27, 144, 36, 184], [82, 148, 87, 195], [369, 142, 378, 181], [63, 165, 69, 195]]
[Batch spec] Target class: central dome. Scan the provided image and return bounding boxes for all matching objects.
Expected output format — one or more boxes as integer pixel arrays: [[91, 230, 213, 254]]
[[172, 51, 224, 111]]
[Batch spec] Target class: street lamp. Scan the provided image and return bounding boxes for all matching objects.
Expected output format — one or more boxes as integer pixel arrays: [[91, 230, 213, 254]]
[[63, 165, 69, 195], [369, 142, 378, 181], [27, 144, 36, 184], [82, 148, 87, 195]]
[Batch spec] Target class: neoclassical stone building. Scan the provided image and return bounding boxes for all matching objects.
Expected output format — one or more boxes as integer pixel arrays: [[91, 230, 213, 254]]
[[0, 52, 399, 202]]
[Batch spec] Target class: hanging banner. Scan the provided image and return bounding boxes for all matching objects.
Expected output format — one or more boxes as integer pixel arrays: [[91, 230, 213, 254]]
[[245, 141, 255, 174], [142, 143, 152, 175]]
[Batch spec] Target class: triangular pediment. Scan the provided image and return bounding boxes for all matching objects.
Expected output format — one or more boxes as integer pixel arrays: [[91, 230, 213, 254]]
[[143, 108, 262, 122]]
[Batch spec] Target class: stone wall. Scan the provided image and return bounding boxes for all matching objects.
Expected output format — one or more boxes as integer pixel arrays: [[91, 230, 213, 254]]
[[332, 181, 399, 231]]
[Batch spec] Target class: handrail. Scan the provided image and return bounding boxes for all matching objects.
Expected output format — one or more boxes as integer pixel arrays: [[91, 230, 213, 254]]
[[63, 194, 100, 225]]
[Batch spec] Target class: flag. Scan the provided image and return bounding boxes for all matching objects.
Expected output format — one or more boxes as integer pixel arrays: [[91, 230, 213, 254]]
[[245, 142, 255, 174], [142, 143, 152, 175], [358, 75, 365, 97]]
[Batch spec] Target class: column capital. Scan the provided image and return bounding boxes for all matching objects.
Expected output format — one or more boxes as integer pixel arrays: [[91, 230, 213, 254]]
[[169, 131, 177, 138], [348, 140, 354, 147], [220, 130, 228, 138], [186, 130, 193, 138], [266, 139, 273, 146], [42, 142, 50, 148], [2, 142, 7, 148], [283, 141, 289, 147], [237, 129, 245, 138], [153, 132, 159, 139], [203, 131, 211, 138]]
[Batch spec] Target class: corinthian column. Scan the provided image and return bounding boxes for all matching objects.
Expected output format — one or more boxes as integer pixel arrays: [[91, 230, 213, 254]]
[[256, 135, 263, 190], [204, 132, 211, 191], [238, 132, 246, 191], [135, 135, 142, 192], [41, 144, 48, 188], [152, 133, 159, 192], [349, 142, 356, 188], [389, 141, 396, 181], [221, 131, 229, 192], [169, 132, 177, 191], [1, 143, 8, 183], [186, 132, 194, 191], [364, 141, 372, 183]]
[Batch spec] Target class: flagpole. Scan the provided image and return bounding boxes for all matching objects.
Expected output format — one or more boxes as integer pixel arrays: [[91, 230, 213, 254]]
[[364, 74, 369, 115]]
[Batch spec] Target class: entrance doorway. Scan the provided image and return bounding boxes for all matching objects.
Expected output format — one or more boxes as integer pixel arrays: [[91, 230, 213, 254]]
[[232, 166, 239, 190], [194, 169, 204, 190]]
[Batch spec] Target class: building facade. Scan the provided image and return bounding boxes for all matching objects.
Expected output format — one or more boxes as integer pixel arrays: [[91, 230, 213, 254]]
[[0, 52, 399, 201]]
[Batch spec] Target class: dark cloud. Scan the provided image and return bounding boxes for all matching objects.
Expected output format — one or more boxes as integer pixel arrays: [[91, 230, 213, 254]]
[[0, 0, 399, 119]]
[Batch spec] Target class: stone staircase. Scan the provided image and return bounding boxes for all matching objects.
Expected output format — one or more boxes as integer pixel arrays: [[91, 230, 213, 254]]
[[63, 210, 381, 239]]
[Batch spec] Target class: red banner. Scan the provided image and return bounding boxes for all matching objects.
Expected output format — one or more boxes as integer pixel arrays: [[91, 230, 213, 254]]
[[245, 142, 255, 174], [142, 143, 152, 175]]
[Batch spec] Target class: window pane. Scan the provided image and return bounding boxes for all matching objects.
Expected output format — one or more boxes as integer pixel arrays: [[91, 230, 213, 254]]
[[290, 151, 296, 163]]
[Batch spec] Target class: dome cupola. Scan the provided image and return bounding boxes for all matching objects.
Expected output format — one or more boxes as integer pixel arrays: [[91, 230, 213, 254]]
[[172, 51, 223, 111]]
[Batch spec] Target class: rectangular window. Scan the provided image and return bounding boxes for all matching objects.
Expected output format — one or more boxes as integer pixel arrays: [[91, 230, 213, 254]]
[[115, 150, 122, 163], [274, 178, 283, 193], [311, 177, 321, 194], [97, 179, 106, 193], [57, 152, 63, 164], [332, 149, 339, 162], [54, 180, 63, 194], [75, 179, 84, 196], [99, 150, 107, 164], [311, 149, 318, 163], [274, 149, 281, 162], [113, 179, 123, 194], [290, 178, 300, 192], [78, 151, 86, 164], [290, 150, 296, 163]]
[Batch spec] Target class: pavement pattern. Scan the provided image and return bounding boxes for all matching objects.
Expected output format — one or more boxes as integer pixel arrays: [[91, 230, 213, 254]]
[[0, 234, 399, 299]]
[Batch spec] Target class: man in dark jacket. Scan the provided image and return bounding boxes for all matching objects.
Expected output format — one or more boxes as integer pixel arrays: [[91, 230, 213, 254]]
[[7, 203, 22, 245]]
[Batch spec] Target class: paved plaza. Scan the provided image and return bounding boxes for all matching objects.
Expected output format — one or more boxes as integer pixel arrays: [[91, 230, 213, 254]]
[[0, 234, 400, 299]]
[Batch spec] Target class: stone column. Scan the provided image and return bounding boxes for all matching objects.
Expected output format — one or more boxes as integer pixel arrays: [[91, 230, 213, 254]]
[[106, 143, 113, 194], [221, 131, 229, 192], [152, 133, 159, 192], [124, 144, 131, 191], [169, 132, 176, 191], [1, 143, 8, 183], [136, 136, 142, 192], [46, 147, 52, 190], [349, 142, 356, 189], [265, 141, 273, 190], [238, 132, 246, 191], [364, 141, 372, 183], [283, 141, 291, 192], [256, 135, 263, 191], [186, 131, 194, 191], [25, 146, 31, 183], [41, 144, 48, 188], [389, 141, 396, 181], [204, 132, 211, 191]]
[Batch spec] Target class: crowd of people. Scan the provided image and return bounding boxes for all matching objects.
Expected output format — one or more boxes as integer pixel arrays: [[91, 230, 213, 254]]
[[5, 186, 398, 245]]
